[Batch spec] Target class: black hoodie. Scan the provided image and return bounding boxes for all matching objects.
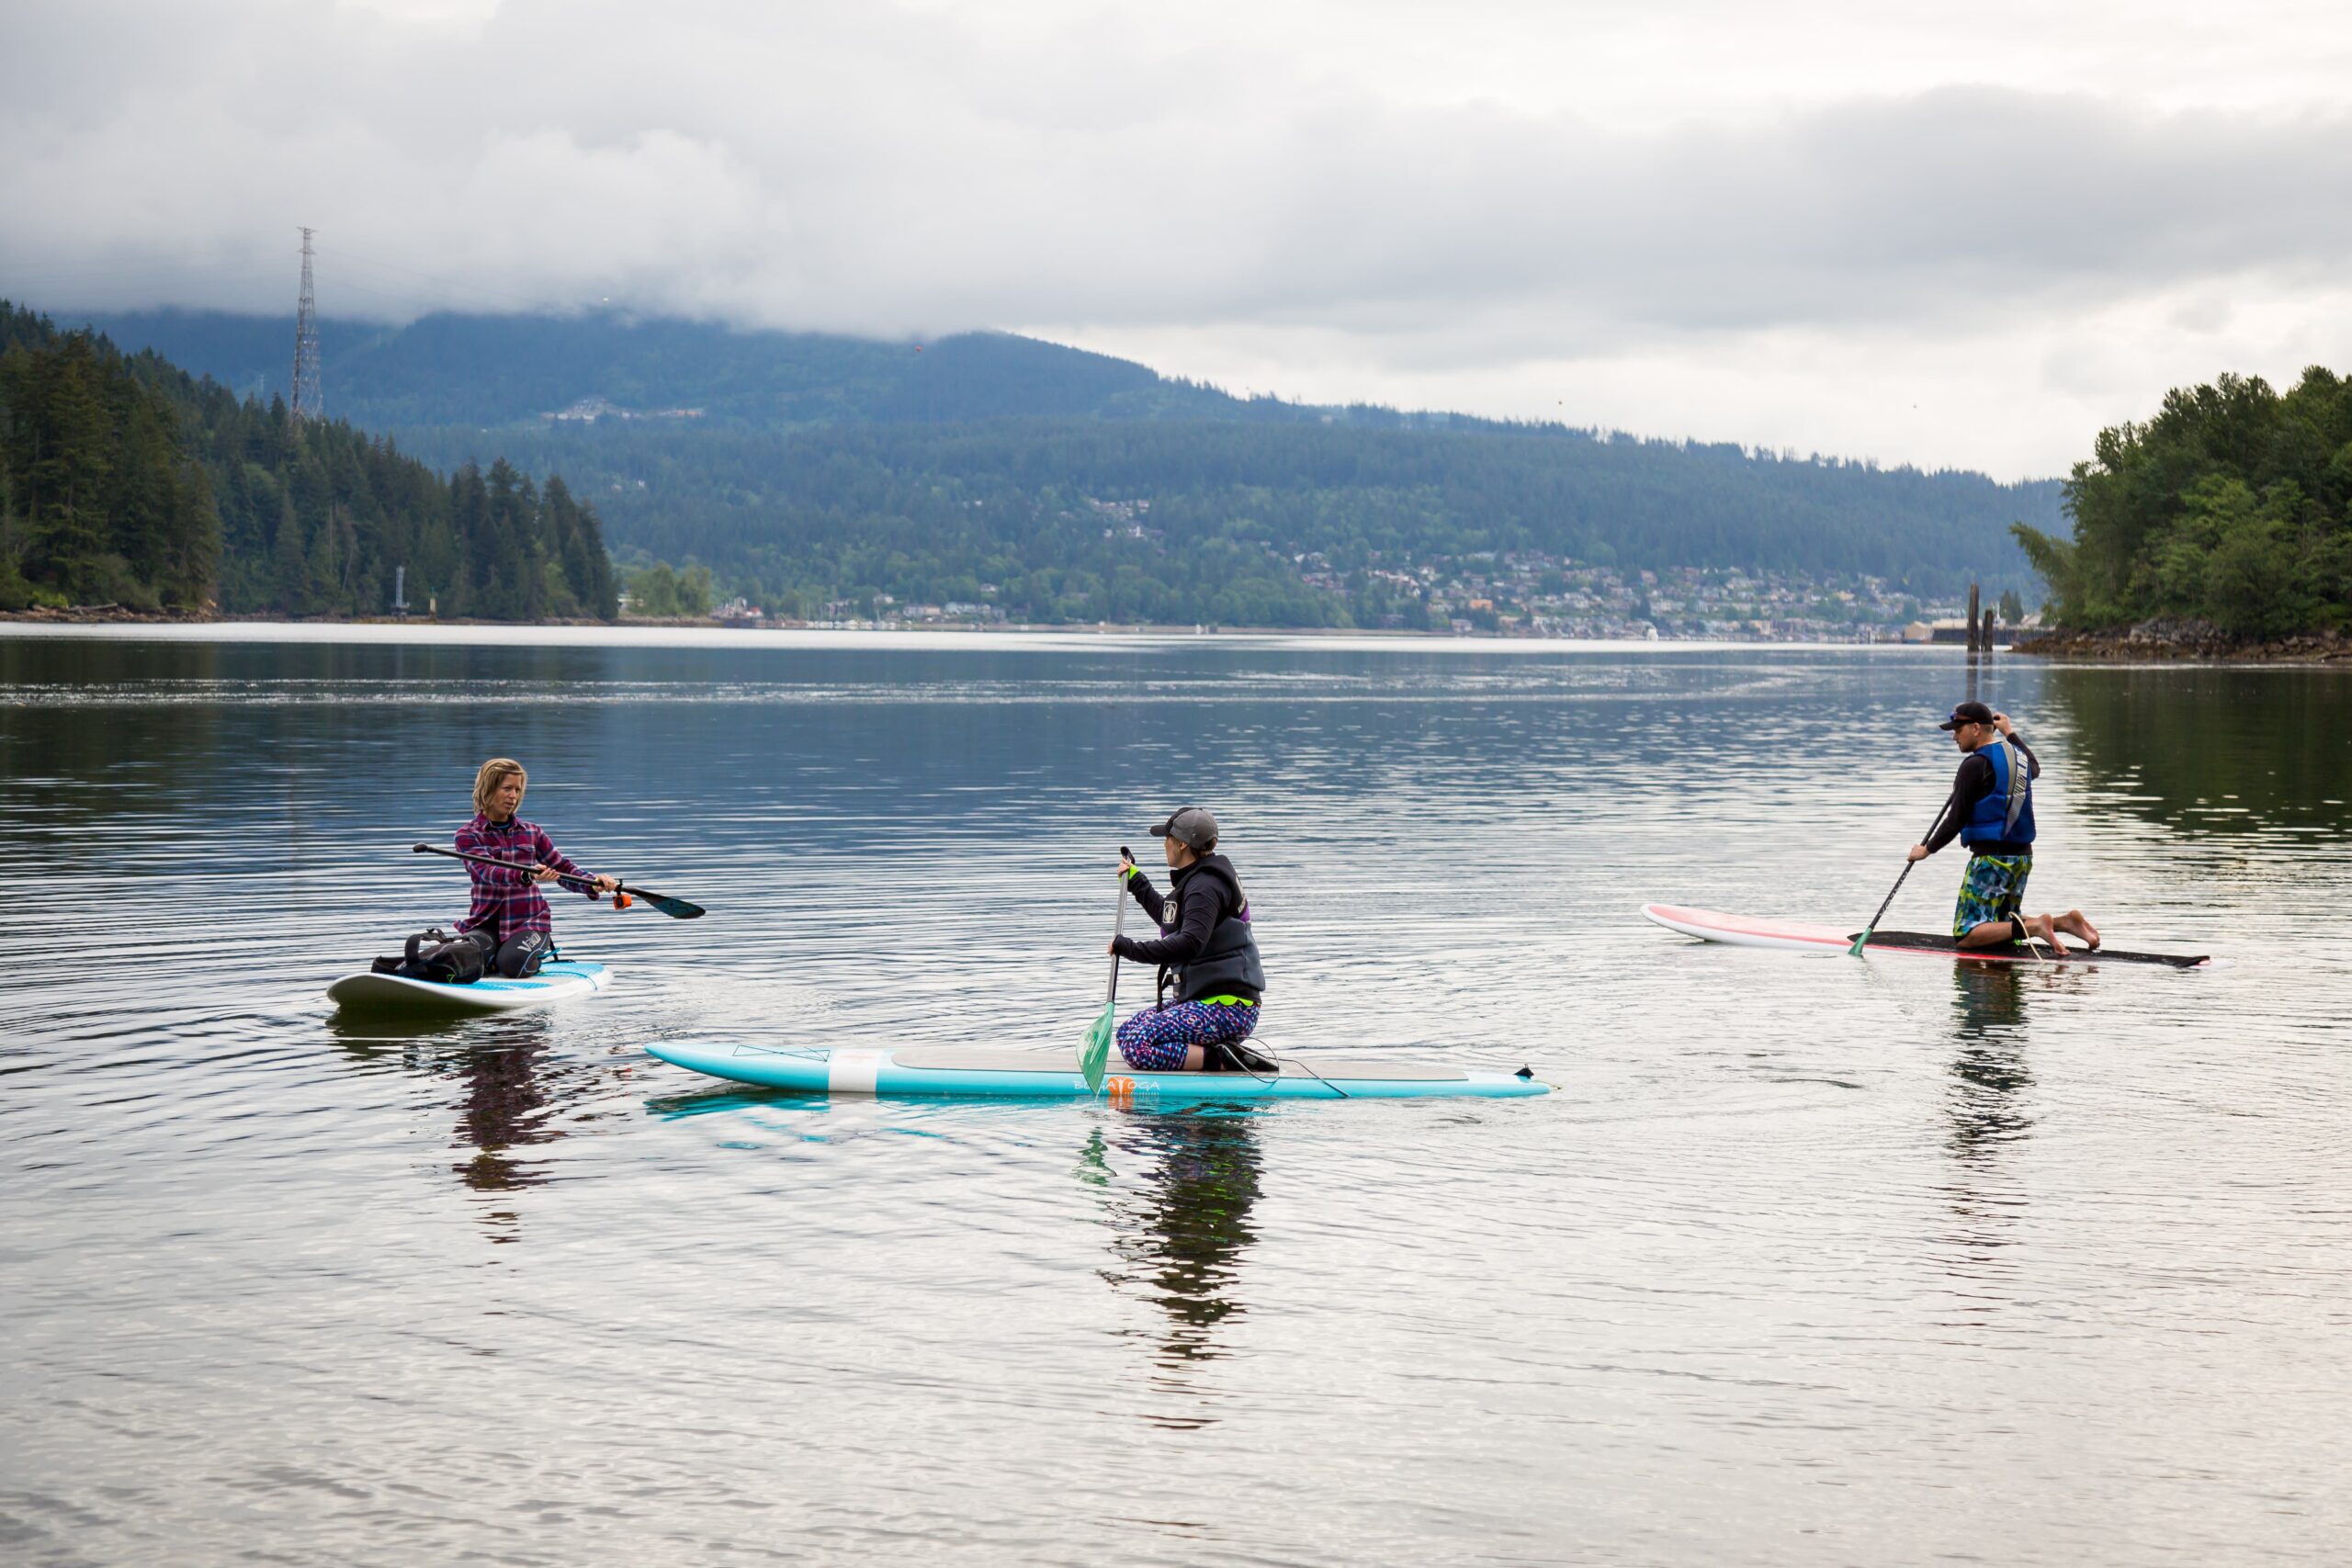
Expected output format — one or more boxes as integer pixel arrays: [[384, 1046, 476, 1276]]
[[1113, 852, 1266, 1004]]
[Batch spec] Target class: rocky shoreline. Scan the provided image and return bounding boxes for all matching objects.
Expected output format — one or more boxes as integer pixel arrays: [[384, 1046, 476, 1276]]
[[2015, 619, 2352, 663]]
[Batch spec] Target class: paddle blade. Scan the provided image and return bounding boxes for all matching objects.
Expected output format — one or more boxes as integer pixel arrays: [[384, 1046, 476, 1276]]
[[1848, 931, 1870, 957], [628, 887, 705, 919], [1081, 1001, 1114, 1093]]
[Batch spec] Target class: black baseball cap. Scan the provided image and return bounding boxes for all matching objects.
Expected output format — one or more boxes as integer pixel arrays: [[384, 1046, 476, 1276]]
[[1148, 805, 1220, 850], [1939, 701, 1995, 730]]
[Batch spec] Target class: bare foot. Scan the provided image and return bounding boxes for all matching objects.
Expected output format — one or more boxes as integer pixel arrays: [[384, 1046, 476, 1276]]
[[2055, 909, 2100, 950], [2026, 913, 2072, 957]]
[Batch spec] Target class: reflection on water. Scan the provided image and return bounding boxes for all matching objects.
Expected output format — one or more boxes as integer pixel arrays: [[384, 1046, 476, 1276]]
[[329, 1011, 583, 1236], [2044, 663, 2352, 838], [1932, 964, 2037, 1325], [8, 632, 2352, 1566], [1944, 964, 2035, 1167], [1092, 1110, 1264, 1427]]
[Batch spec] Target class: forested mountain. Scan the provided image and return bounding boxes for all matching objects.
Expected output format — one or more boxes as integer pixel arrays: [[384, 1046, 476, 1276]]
[[400, 418, 2057, 624], [2016, 367, 2352, 637], [0, 304, 614, 618], [78, 306, 2064, 624]]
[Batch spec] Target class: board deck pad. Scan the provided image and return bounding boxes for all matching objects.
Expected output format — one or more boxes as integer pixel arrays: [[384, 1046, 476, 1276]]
[[1641, 904, 2207, 968], [1836, 928, 2207, 968], [888, 1047, 1474, 1080], [647, 1040, 1547, 1100]]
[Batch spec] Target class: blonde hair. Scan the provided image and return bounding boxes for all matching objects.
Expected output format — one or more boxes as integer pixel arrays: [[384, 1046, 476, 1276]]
[[473, 758, 526, 816]]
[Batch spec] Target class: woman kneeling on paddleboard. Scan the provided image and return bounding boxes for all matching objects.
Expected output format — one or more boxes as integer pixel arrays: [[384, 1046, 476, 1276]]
[[453, 758, 617, 976], [1905, 702, 2099, 955], [1109, 806, 1274, 1073]]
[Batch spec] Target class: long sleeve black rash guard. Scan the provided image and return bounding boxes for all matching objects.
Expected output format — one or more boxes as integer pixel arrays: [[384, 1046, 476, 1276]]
[[1923, 733, 2041, 856], [1113, 866, 1227, 967]]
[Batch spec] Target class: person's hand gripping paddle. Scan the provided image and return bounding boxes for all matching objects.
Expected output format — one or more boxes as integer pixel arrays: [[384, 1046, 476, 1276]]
[[413, 842, 707, 919], [1080, 848, 1134, 1093]]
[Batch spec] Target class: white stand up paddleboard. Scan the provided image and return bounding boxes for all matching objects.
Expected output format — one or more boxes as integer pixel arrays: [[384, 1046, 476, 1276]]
[[326, 959, 613, 1015], [1641, 904, 2207, 967]]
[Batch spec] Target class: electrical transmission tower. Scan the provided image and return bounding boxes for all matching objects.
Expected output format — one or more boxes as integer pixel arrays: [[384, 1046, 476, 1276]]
[[289, 227, 322, 423]]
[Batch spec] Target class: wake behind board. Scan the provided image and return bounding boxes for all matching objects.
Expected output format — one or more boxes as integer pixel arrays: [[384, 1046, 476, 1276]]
[[1641, 904, 2207, 968], [326, 959, 613, 1015], [646, 1041, 1550, 1100]]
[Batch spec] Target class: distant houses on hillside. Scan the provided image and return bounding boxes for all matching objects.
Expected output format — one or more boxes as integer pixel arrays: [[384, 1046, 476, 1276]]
[[544, 396, 707, 423]]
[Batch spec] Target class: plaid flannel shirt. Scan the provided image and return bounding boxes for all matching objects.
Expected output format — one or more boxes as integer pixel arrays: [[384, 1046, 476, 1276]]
[[452, 814, 597, 941]]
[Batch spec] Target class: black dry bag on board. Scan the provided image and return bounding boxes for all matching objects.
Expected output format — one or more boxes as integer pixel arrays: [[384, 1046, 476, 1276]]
[[370, 927, 493, 985]]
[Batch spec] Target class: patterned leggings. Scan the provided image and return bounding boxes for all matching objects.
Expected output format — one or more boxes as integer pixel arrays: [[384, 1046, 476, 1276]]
[[1115, 1000, 1261, 1072]]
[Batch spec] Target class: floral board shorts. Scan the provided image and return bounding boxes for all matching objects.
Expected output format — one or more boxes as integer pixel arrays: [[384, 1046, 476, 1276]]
[[1115, 999, 1261, 1073], [1954, 852, 2031, 938]]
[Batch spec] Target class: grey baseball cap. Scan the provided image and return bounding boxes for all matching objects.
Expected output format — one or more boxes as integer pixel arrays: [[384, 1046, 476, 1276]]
[[1148, 805, 1220, 850]]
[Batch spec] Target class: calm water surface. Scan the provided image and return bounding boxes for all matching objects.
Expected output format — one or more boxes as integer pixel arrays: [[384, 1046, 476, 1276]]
[[3, 626, 2348, 1566]]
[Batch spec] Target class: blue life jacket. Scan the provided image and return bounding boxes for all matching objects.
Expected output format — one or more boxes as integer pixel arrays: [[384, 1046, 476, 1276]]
[[1960, 739, 2036, 850]]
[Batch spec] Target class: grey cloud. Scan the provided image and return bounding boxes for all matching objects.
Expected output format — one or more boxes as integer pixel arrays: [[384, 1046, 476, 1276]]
[[4, 0, 2346, 367]]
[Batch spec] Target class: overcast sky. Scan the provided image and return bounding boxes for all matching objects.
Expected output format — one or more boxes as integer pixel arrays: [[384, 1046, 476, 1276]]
[[7, 0, 2349, 476]]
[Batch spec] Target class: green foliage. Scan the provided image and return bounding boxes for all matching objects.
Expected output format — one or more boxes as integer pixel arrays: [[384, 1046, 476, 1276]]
[[2019, 367, 2352, 637], [0, 302, 615, 621], [0, 314, 220, 609], [620, 560, 712, 618]]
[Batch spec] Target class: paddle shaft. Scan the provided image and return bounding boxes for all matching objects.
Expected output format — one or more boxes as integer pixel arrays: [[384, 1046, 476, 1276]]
[[411, 842, 705, 919], [1107, 847, 1133, 1007], [1851, 800, 1951, 954]]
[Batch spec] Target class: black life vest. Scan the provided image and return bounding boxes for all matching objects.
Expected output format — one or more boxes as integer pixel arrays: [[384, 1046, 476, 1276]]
[[1157, 854, 1267, 1007]]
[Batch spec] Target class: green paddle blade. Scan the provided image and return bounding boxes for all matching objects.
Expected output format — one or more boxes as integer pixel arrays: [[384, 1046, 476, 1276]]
[[1081, 1000, 1114, 1093]]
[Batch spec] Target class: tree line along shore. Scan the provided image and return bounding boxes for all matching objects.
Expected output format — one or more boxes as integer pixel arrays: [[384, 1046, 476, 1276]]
[[6, 298, 2346, 655], [1, 303, 613, 621], [2010, 365, 2352, 658]]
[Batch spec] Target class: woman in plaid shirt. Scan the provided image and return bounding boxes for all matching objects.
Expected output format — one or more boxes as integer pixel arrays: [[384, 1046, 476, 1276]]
[[453, 758, 617, 976]]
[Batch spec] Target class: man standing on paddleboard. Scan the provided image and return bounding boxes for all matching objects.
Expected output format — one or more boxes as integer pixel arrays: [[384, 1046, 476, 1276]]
[[455, 758, 617, 976], [1906, 702, 2100, 955]]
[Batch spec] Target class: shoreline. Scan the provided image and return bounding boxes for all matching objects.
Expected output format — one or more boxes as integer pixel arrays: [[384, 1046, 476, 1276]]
[[0, 604, 1910, 646], [2015, 623, 2352, 664]]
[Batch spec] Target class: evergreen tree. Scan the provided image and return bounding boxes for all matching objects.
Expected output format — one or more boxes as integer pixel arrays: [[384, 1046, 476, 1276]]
[[0, 302, 615, 622], [8, 332, 114, 598], [2015, 367, 2352, 637]]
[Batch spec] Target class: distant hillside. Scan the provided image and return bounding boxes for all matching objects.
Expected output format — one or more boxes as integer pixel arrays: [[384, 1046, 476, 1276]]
[[78, 309, 1273, 429], [77, 307, 2064, 622]]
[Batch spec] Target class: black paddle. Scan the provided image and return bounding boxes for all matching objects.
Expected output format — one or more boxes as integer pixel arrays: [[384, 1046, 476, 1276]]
[[1849, 801, 1949, 957], [413, 842, 706, 919]]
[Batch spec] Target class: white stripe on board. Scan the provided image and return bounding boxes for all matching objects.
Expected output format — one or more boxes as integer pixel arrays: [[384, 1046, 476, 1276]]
[[827, 1049, 885, 1094]]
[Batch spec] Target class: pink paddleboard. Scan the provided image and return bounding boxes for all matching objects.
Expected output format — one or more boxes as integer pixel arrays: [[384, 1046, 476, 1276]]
[[1639, 904, 2208, 968]]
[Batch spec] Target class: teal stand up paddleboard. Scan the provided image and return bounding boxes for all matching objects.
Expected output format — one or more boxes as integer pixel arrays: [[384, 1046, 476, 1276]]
[[646, 1041, 1549, 1101]]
